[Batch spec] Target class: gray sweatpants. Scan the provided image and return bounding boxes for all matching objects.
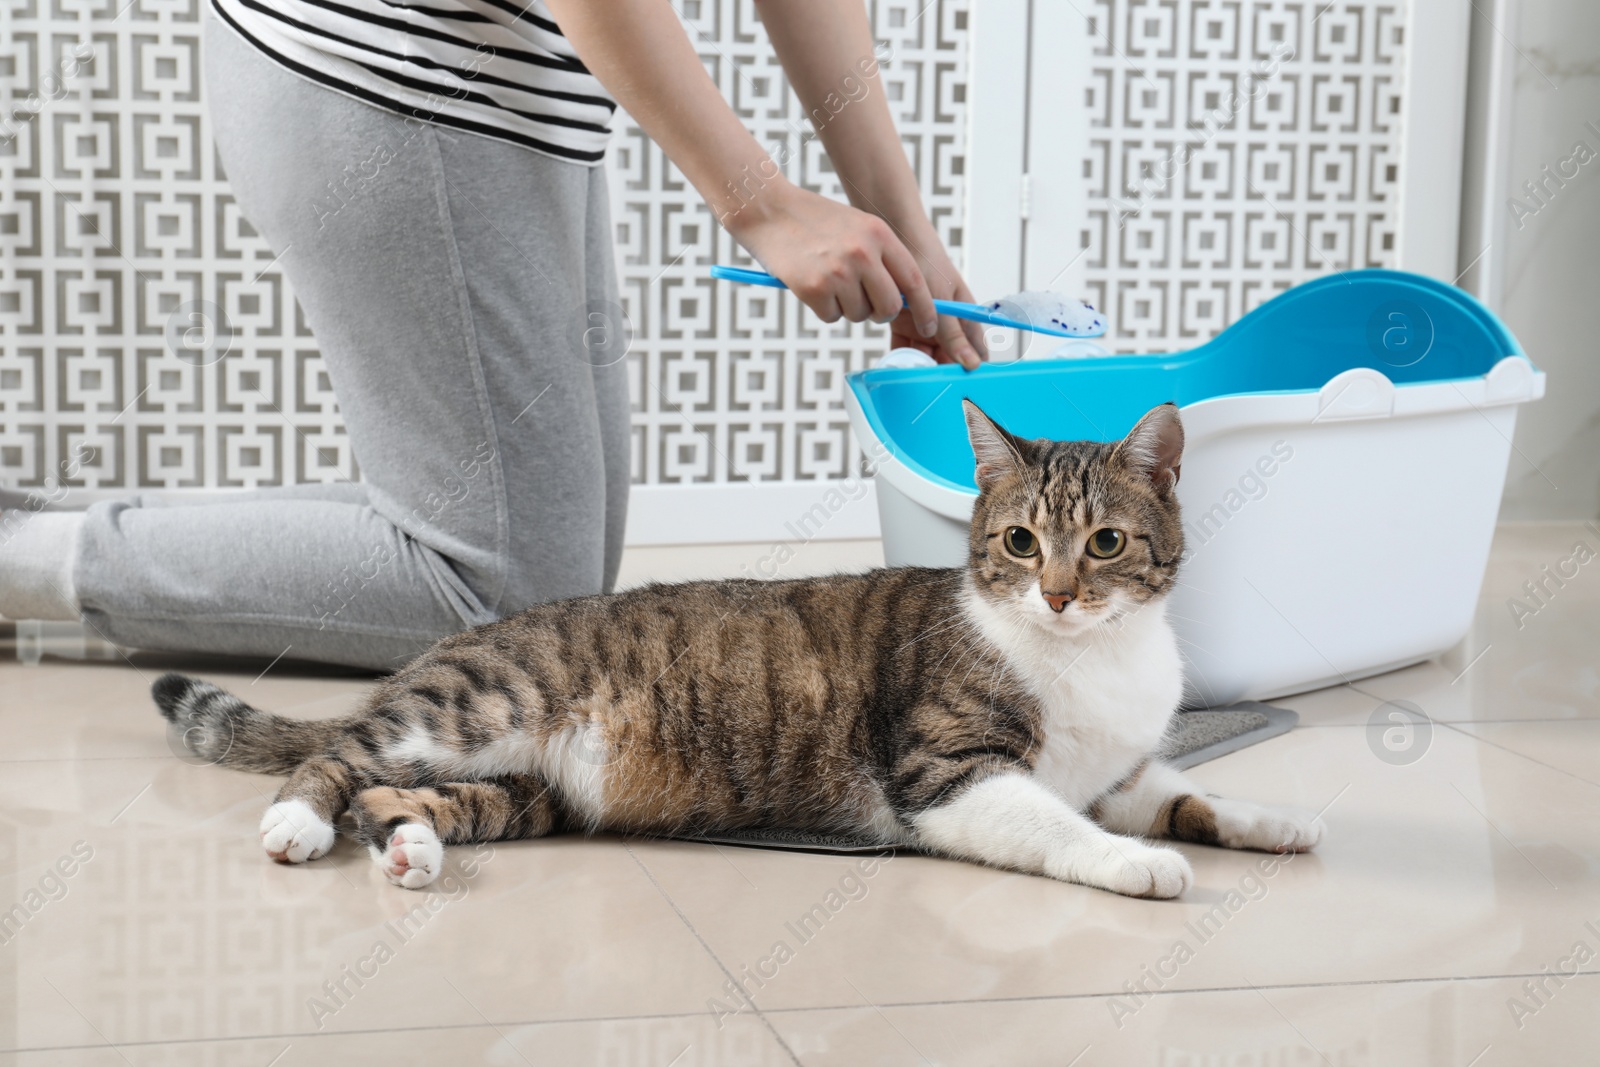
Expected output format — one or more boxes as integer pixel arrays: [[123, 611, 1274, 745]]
[[72, 19, 631, 670]]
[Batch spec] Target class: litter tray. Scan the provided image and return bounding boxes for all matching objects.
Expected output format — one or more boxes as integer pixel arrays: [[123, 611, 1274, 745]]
[[846, 270, 1544, 705]]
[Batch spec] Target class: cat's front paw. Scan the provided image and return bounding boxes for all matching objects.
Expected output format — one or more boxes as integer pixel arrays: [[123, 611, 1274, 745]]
[[1211, 799, 1325, 853], [1072, 838, 1194, 899], [373, 823, 443, 889], [260, 800, 335, 863]]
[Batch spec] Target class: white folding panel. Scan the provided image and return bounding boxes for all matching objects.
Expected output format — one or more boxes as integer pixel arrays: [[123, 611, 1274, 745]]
[[972, 1, 1473, 358]]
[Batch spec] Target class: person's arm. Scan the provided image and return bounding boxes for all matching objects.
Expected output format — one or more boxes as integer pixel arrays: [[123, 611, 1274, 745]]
[[545, 0, 982, 367], [755, 0, 985, 366]]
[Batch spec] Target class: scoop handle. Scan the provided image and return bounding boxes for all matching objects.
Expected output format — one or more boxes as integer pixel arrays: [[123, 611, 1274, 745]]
[[708, 264, 1082, 339]]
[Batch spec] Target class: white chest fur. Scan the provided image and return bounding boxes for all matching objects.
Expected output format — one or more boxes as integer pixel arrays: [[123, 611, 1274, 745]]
[[963, 588, 1184, 810]]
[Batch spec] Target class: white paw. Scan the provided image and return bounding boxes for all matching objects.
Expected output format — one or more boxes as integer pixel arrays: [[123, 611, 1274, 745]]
[[1071, 838, 1194, 899], [370, 823, 442, 889], [1213, 800, 1325, 853], [260, 800, 336, 863]]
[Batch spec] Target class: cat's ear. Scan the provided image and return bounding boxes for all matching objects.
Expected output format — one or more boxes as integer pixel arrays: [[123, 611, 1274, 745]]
[[962, 400, 1027, 490], [1114, 402, 1184, 494]]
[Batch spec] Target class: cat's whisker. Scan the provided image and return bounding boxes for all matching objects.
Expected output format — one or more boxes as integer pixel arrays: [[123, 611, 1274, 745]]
[[1163, 576, 1215, 597], [1162, 610, 1206, 625], [1173, 635, 1220, 659], [1171, 647, 1225, 706], [894, 612, 976, 654], [936, 637, 991, 689]]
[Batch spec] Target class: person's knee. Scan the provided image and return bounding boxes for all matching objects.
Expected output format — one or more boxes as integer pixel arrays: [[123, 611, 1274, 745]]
[[493, 549, 608, 618]]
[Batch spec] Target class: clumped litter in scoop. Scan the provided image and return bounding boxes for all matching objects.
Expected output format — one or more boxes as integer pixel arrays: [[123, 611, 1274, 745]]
[[985, 291, 1107, 336]]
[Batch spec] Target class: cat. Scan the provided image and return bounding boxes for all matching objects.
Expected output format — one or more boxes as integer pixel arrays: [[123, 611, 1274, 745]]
[[151, 399, 1323, 897]]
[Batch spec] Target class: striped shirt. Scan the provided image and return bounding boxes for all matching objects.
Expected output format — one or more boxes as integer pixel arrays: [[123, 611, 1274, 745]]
[[210, 0, 615, 164]]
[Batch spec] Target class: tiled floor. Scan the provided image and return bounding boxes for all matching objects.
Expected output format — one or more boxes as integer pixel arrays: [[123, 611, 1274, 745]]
[[2, 522, 1596, 1066]]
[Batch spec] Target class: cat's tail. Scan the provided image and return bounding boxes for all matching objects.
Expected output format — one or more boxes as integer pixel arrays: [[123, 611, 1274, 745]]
[[151, 673, 347, 775]]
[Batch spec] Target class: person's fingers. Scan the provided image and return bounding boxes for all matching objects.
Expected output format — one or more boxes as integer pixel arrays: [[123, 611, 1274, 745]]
[[949, 280, 990, 360], [806, 290, 843, 323], [882, 239, 937, 338], [960, 316, 989, 360], [936, 312, 982, 370], [862, 264, 904, 324], [890, 311, 933, 354], [785, 256, 850, 323], [836, 280, 874, 322], [892, 313, 942, 359]]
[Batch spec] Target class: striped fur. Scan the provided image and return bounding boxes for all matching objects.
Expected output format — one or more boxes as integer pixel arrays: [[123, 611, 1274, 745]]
[[152, 401, 1324, 894]]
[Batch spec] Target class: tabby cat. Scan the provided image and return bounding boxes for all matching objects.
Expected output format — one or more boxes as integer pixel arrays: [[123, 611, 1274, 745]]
[[152, 400, 1323, 897]]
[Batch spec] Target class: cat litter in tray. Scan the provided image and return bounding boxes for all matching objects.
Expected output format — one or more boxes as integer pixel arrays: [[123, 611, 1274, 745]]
[[849, 269, 1544, 705]]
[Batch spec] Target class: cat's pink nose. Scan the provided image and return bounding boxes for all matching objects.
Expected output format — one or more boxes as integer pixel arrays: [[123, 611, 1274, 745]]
[[1042, 590, 1074, 613]]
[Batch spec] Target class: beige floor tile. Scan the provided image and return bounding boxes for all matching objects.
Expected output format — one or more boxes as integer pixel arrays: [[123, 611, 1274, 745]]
[[1, 656, 372, 763], [1351, 653, 1600, 725], [1451, 720, 1600, 790], [1258, 522, 1600, 728], [1260, 679, 1382, 727], [1405, 522, 1599, 723], [0, 1014, 792, 1066], [1351, 659, 1485, 721], [630, 722, 1600, 1012], [0, 756, 739, 1050], [769, 974, 1600, 1066]]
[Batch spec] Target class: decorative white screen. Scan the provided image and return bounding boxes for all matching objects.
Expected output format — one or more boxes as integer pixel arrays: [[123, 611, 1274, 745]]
[[0, 0, 972, 496], [1, 1, 1413, 504], [1075, 0, 1407, 353]]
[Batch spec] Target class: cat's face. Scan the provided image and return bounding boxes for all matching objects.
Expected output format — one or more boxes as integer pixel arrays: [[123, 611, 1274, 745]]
[[962, 400, 1185, 636]]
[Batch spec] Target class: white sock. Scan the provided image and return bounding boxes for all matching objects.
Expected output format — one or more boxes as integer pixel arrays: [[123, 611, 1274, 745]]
[[0, 510, 85, 621]]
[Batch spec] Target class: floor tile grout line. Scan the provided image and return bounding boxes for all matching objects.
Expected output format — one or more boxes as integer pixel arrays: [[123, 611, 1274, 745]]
[[621, 842, 805, 1067], [1246, 982, 1337, 1067], [0, 1017, 714, 1058], [1437, 719, 1600, 791], [746, 967, 1600, 1014], [8, 969, 1600, 1055]]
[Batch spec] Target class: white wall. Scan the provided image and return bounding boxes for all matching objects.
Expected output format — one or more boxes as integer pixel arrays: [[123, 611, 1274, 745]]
[[617, 538, 883, 589], [1474, 0, 1600, 520]]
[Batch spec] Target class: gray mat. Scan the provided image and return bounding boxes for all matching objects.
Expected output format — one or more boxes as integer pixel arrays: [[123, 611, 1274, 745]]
[[1165, 702, 1300, 771], [684, 827, 894, 855], [672, 702, 1299, 855]]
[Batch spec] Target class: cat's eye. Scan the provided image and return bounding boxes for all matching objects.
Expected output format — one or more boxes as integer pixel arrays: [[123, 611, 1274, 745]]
[[1003, 526, 1039, 558], [1086, 528, 1126, 559]]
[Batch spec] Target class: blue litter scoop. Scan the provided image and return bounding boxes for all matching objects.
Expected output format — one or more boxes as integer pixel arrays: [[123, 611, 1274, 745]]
[[710, 264, 1107, 339]]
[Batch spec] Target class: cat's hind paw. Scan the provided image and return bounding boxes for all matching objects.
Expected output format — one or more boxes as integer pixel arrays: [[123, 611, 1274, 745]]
[[373, 823, 443, 889], [260, 800, 335, 863], [1212, 799, 1325, 853], [1071, 838, 1194, 899]]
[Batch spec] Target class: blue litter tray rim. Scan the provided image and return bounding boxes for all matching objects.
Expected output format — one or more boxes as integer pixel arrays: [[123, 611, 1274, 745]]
[[847, 269, 1535, 497]]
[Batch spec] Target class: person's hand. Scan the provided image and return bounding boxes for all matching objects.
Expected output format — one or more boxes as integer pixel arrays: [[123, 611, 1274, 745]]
[[884, 222, 987, 370], [544, 0, 986, 364], [729, 183, 955, 353]]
